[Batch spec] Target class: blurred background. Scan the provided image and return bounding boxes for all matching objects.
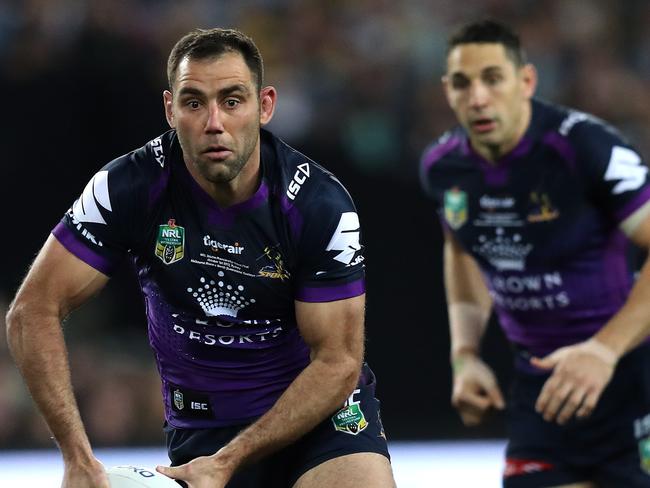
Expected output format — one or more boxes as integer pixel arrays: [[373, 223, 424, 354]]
[[2, 0, 650, 454]]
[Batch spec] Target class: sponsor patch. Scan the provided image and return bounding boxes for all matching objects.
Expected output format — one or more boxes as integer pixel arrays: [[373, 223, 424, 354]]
[[444, 187, 468, 229], [169, 385, 212, 419], [332, 403, 368, 435], [155, 219, 185, 265]]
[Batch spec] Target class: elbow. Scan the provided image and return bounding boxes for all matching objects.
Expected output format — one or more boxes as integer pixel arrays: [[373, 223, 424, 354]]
[[5, 300, 25, 355]]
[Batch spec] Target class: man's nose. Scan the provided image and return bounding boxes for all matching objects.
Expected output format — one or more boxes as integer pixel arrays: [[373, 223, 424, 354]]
[[205, 102, 225, 133], [468, 81, 490, 109]]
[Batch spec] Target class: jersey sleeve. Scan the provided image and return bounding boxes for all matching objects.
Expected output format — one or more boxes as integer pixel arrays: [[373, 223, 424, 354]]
[[51, 151, 149, 276], [293, 175, 366, 303], [569, 114, 650, 224]]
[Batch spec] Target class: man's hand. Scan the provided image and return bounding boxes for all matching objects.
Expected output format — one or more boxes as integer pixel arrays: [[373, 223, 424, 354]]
[[451, 353, 505, 426], [531, 338, 618, 425], [61, 457, 109, 488], [156, 455, 234, 488]]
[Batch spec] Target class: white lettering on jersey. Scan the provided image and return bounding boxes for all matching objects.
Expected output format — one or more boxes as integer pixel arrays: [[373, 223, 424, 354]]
[[558, 110, 590, 136], [286, 163, 310, 200], [604, 146, 647, 194], [326, 212, 361, 265], [150, 137, 165, 167], [72, 171, 112, 224]]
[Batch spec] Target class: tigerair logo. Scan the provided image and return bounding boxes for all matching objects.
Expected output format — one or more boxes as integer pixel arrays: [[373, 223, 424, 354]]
[[203, 235, 244, 255], [187, 274, 256, 317]]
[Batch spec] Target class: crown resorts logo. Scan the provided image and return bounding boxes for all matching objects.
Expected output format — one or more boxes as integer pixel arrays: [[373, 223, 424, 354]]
[[187, 273, 256, 317], [473, 228, 533, 271]]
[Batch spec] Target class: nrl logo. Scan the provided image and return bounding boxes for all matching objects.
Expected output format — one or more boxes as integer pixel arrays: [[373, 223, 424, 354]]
[[155, 219, 185, 265], [331, 403, 368, 436], [173, 389, 184, 410]]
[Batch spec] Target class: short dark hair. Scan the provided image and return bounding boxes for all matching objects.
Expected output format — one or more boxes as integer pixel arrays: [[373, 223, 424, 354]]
[[447, 20, 527, 66], [167, 28, 264, 92]]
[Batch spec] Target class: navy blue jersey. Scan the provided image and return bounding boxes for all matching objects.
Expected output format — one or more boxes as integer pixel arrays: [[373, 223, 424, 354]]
[[53, 128, 366, 428], [421, 99, 650, 357]]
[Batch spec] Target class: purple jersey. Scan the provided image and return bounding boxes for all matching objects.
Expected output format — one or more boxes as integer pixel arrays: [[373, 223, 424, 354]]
[[53, 129, 366, 428], [421, 100, 650, 357]]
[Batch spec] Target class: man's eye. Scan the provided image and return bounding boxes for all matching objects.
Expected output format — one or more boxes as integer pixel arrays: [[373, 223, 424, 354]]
[[452, 78, 469, 89], [484, 75, 502, 85], [188, 101, 200, 109], [225, 99, 240, 108]]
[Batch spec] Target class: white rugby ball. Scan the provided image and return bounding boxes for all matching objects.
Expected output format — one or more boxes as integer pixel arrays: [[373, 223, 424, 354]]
[[107, 465, 179, 487]]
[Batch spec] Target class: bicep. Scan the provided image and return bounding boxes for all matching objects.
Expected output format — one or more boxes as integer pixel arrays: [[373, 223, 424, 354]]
[[295, 295, 365, 362], [14, 234, 110, 319], [443, 229, 491, 308]]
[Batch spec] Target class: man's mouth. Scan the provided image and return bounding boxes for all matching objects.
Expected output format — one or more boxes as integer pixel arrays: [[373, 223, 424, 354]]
[[471, 118, 497, 133], [203, 145, 232, 159]]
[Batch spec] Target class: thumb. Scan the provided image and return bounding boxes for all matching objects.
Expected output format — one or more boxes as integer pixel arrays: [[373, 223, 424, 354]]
[[530, 349, 563, 370], [156, 465, 181, 479], [486, 384, 505, 410]]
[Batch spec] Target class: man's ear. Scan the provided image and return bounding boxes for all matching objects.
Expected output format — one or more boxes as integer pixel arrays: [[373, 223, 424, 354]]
[[520, 64, 538, 99], [259, 86, 277, 126], [163, 90, 175, 128]]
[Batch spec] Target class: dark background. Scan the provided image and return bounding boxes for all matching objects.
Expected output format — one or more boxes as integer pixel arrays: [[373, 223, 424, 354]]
[[2, 0, 650, 449]]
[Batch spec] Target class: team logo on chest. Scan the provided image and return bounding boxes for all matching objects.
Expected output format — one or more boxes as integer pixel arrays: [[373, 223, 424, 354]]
[[155, 219, 185, 265], [444, 187, 468, 229], [257, 244, 290, 280]]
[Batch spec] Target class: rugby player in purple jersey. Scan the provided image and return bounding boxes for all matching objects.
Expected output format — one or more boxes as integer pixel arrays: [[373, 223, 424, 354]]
[[421, 19, 650, 488], [6, 28, 395, 488]]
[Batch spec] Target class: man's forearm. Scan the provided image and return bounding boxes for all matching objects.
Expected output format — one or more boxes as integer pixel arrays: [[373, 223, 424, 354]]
[[594, 255, 650, 358], [6, 306, 93, 462], [213, 355, 360, 475]]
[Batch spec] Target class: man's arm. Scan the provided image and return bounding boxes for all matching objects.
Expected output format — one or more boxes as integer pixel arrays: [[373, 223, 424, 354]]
[[157, 294, 365, 487], [6, 235, 110, 487], [533, 207, 650, 424], [444, 229, 505, 426]]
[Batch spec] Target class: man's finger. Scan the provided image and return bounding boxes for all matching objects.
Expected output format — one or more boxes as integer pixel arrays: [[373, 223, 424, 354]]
[[530, 353, 559, 370], [454, 389, 492, 410], [555, 388, 587, 425], [575, 389, 597, 419], [486, 385, 505, 410], [539, 381, 572, 422], [156, 465, 182, 479]]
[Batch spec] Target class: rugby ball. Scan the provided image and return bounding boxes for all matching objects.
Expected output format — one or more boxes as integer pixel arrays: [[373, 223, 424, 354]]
[[107, 465, 179, 487]]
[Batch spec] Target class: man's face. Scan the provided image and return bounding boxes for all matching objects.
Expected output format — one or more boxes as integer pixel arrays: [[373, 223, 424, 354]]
[[443, 43, 536, 158], [164, 52, 272, 184]]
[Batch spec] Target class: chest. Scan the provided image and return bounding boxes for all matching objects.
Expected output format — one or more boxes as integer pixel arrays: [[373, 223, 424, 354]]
[[435, 155, 605, 270], [135, 190, 294, 319]]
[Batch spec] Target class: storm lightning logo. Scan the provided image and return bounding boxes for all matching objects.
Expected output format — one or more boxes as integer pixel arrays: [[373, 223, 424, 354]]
[[72, 171, 112, 224]]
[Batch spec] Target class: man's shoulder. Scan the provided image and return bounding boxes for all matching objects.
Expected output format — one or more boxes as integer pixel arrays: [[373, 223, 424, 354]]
[[534, 99, 624, 142], [420, 127, 467, 174], [262, 129, 354, 209]]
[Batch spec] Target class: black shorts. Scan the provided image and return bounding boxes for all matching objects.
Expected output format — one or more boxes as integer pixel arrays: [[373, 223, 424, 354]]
[[504, 343, 650, 487], [164, 364, 390, 488]]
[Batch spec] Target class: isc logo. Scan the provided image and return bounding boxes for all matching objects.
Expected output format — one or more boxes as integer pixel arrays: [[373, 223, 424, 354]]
[[191, 402, 208, 410], [286, 163, 310, 200]]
